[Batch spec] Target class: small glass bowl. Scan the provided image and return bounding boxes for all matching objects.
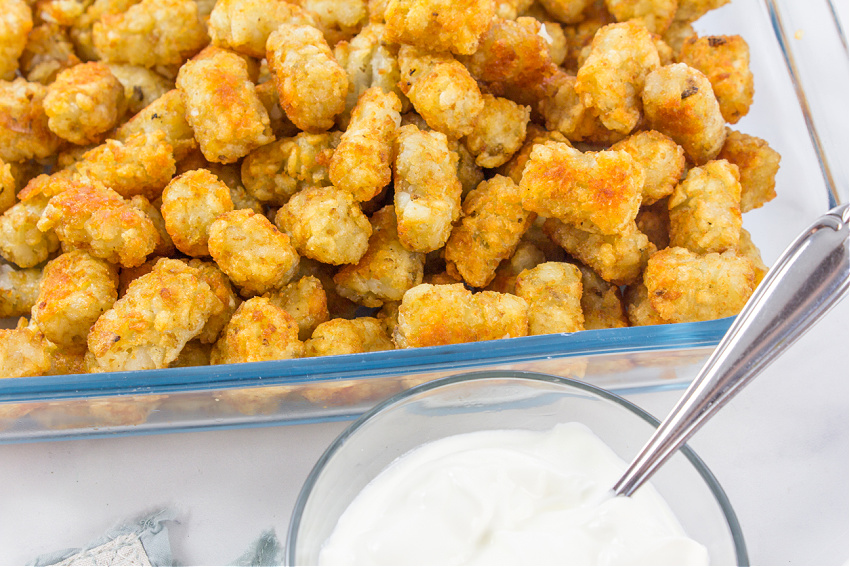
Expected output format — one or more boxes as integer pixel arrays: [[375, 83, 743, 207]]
[[286, 370, 748, 565]]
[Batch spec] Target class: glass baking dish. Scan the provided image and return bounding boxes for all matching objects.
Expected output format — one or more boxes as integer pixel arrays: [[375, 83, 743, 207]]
[[0, 0, 840, 443]]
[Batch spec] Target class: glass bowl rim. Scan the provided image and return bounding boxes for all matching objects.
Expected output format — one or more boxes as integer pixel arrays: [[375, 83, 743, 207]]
[[285, 369, 749, 566]]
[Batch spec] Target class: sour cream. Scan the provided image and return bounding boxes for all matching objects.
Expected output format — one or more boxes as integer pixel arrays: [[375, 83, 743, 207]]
[[318, 423, 709, 566]]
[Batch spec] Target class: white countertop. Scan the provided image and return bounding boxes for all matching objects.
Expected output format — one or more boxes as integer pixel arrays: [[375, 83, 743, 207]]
[[0, 297, 846, 565]]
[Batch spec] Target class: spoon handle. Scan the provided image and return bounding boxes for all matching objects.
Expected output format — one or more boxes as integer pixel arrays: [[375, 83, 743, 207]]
[[613, 204, 850, 497]]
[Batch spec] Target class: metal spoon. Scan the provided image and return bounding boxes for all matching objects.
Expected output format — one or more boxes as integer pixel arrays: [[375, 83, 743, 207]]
[[613, 203, 850, 497]]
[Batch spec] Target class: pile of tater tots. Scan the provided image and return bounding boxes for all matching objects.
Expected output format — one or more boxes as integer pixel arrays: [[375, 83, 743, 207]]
[[0, 0, 781, 378]]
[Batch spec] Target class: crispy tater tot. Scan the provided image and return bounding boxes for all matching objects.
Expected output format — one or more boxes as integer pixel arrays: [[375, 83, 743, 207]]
[[397, 45, 485, 139], [74, 130, 177, 201], [334, 205, 425, 307], [329, 87, 401, 202], [668, 159, 742, 254], [0, 79, 63, 163], [276, 185, 372, 265], [678, 34, 753, 124], [543, 217, 655, 285], [486, 240, 546, 294], [241, 131, 341, 206], [132, 196, 175, 257], [176, 46, 273, 164], [0, 263, 41, 318], [300, 0, 369, 45], [604, 0, 676, 34], [624, 281, 668, 326], [0, 318, 53, 379], [92, 0, 209, 67], [577, 263, 629, 329], [717, 128, 780, 213], [520, 141, 643, 235], [458, 16, 557, 106], [208, 208, 300, 296], [210, 296, 304, 364], [575, 21, 660, 134], [186, 259, 240, 343], [610, 129, 685, 205], [644, 247, 755, 323], [208, 0, 316, 58], [0, 0, 32, 81], [383, 0, 496, 55], [114, 89, 198, 161], [305, 316, 394, 357], [444, 175, 534, 288], [497, 123, 570, 185], [86, 258, 223, 372], [38, 180, 161, 268], [0, 195, 60, 268], [19, 23, 81, 85], [31, 250, 119, 348], [294, 256, 359, 319], [642, 62, 726, 164], [264, 275, 329, 341], [160, 169, 234, 257], [537, 71, 626, 145], [393, 124, 462, 253], [635, 197, 670, 250], [105, 63, 174, 116], [464, 94, 530, 168], [266, 23, 349, 133], [394, 283, 528, 347], [514, 261, 584, 334], [43, 62, 125, 145], [662, 19, 695, 55], [69, 0, 141, 63], [673, 0, 729, 23]]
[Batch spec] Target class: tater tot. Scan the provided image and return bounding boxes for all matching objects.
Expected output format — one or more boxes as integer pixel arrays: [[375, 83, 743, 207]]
[[86, 258, 223, 372], [497, 124, 570, 185], [31, 250, 119, 349], [644, 246, 755, 323], [673, 0, 730, 23], [0, 160, 14, 214], [538, 71, 625, 145], [74, 130, 177, 201], [329, 87, 401, 202], [209, 0, 316, 58], [604, 0, 677, 34], [384, 0, 496, 55], [334, 205, 425, 307], [19, 23, 81, 85], [295, 256, 359, 319], [264, 275, 329, 341], [543, 217, 655, 285], [485, 240, 546, 294], [577, 263, 629, 329], [38, 181, 161, 268], [43, 62, 125, 145], [642, 62, 726, 164], [678, 35, 753, 124], [105, 64, 174, 116], [93, 0, 209, 67], [538, 0, 593, 24], [624, 281, 668, 326], [276, 185, 372, 265], [208, 208, 300, 296], [241, 131, 341, 206], [176, 46, 274, 164], [210, 296, 304, 364], [393, 283, 528, 348], [132, 196, 175, 257], [397, 46, 485, 139], [305, 317, 394, 357], [187, 259, 240, 343], [717, 128, 780, 213], [0, 318, 53, 379], [0, 0, 32, 81], [266, 23, 348, 133], [160, 169, 234, 257], [393, 124, 462, 253], [575, 21, 660, 134], [444, 175, 535, 288], [662, 19, 695, 55], [0, 195, 60, 268], [0, 263, 41, 318], [114, 89, 198, 161], [610, 129, 685, 205], [520, 141, 644, 235], [668, 159, 742, 254], [463, 94, 530, 168], [515, 261, 584, 335], [0, 79, 62, 163], [300, 0, 368, 45]]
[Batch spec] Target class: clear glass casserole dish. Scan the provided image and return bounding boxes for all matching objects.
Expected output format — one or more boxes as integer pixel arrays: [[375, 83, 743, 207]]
[[0, 0, 841, 443]]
